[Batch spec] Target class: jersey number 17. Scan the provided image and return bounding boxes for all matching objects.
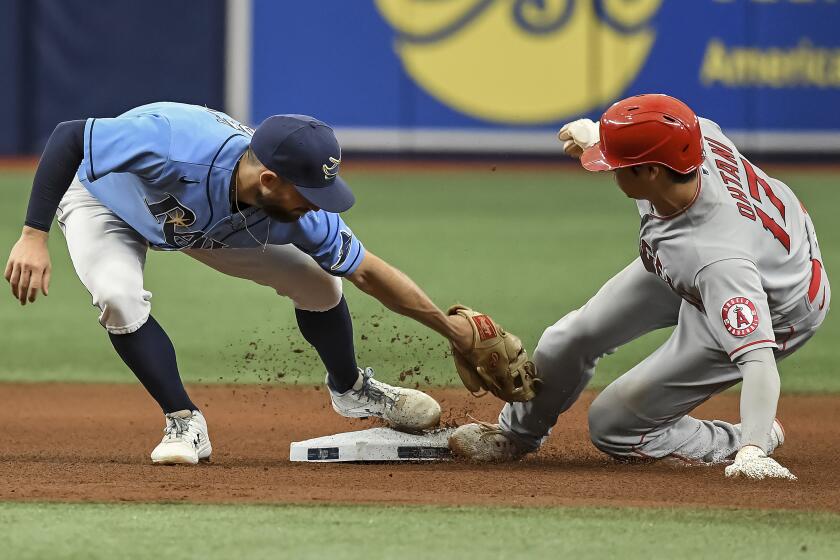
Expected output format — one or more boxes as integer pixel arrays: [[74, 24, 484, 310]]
[[740, 157, 790, 253]]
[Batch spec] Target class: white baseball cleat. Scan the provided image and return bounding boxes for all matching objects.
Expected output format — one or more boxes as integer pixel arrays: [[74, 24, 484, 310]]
[[150, 410, 212, 465], [327, 368, 441, 432], [734, 417, 785, 455], [449, 422, 522, 463]]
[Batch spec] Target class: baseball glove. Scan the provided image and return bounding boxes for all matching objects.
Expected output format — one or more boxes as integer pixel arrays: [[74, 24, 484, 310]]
[[447, 305, 539, 402]]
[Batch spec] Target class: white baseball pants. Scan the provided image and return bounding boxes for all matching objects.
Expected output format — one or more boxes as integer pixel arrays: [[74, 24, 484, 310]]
[[56, 179, 343, 334]]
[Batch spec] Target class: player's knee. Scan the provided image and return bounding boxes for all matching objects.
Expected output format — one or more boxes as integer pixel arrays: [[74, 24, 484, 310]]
[[587, 390, 632, 456], [534, 310, 595, 366], [588, 380, 655, 457], [94, 286, 151, 334], [289, 274, 342, 312], [587, 394, 615, 450]]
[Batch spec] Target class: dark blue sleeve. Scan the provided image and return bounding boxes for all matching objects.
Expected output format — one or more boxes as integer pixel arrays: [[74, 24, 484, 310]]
[[24, 120, 86, 232]]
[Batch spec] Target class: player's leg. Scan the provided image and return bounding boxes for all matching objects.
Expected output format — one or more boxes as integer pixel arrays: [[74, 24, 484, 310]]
[[452, 259, 681, 461], [498, 258, 682, 453], [184, 244, 354, 388], [588, 301, 764, 463], [589, 257, 830, 463], [185, 245, 440, 431], [58, 180, 209, 464]]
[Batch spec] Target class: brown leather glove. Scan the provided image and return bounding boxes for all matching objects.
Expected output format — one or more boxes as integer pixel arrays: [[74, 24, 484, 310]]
[[448, 305, 540, 402]]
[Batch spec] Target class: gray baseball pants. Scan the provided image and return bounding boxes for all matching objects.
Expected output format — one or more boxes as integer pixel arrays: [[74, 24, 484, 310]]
[[499, 258, 829, 463]]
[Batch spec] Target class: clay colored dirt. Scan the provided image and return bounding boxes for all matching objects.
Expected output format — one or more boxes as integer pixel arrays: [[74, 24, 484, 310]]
[[0, 383, 838, 511]]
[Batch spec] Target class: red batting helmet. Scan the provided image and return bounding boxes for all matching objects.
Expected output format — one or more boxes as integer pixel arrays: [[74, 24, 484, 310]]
[[581, 94, 703, 174]]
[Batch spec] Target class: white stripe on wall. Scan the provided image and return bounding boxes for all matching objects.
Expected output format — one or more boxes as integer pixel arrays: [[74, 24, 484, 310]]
[[335, 127, 840, 155], [225, 0, 252, 124]]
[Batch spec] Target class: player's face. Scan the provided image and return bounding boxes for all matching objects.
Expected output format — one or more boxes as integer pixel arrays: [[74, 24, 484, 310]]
[[613, 167, 643, 198], [613, 166, 654, 199], [255, 172, 320, 222]]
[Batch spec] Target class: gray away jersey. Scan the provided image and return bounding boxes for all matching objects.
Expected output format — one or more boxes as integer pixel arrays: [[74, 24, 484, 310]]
[[637, 118, 823, 360]]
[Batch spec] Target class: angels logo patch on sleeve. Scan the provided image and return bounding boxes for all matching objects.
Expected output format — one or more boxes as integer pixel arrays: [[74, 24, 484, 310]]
[[721, 297, 759, 337]]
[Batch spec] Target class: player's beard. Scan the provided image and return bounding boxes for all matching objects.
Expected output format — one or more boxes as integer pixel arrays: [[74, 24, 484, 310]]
[[261, 204, 307, 223], [253, 191, 308, 222]]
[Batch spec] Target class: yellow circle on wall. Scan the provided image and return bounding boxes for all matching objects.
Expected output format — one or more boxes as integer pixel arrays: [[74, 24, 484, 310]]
[[376, 0, 662, 124]]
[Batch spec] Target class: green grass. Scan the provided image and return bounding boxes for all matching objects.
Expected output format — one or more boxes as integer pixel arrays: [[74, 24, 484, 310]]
[[1, 502, 838, 560], [0, 167, 837, 390]]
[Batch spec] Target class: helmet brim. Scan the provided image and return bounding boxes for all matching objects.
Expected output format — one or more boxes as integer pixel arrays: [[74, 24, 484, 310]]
[[581, 143, 622, 172]]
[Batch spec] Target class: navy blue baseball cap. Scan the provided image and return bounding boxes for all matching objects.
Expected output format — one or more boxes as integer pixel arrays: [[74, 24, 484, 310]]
[[250, 115, 355, 213]]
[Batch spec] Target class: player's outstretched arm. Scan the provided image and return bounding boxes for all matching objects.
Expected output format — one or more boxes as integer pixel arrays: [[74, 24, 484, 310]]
[[348, 251, 539, 403], [724, 347, 796, 481], [694, 260, 795, 480], [346, 251, 472, 352]]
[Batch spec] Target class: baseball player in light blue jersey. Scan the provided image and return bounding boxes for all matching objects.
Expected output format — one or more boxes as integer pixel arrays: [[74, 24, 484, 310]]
[[5, 102, 476, 464]]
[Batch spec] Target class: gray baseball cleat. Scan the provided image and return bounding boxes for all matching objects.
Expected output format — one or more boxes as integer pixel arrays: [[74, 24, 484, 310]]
[[449, 421, 523, 463], [327, 367, 441, 432]]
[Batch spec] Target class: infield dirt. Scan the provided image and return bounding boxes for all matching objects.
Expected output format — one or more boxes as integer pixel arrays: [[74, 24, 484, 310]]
[[1, 383, 838, 511]]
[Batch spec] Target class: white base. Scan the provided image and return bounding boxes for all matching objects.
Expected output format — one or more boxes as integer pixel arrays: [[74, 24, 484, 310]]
[[290, 427, 455, 462]]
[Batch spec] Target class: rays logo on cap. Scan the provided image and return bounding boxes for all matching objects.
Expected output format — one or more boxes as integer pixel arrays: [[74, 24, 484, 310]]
[[721, 297, 759, 337], [323, 156, 341, 180]]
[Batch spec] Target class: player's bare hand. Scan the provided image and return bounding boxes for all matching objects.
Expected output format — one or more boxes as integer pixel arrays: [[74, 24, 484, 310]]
[[724, 445, 797, 481], [4, 227, 52, 306], [557, 118, 600, 159]]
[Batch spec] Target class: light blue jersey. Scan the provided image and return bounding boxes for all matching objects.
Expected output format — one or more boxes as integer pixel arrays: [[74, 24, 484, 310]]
[[76, 102, 365, 276]]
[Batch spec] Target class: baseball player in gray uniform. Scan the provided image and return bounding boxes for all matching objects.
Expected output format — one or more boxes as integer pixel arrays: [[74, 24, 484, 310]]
[[450, 94, 829, 480]]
